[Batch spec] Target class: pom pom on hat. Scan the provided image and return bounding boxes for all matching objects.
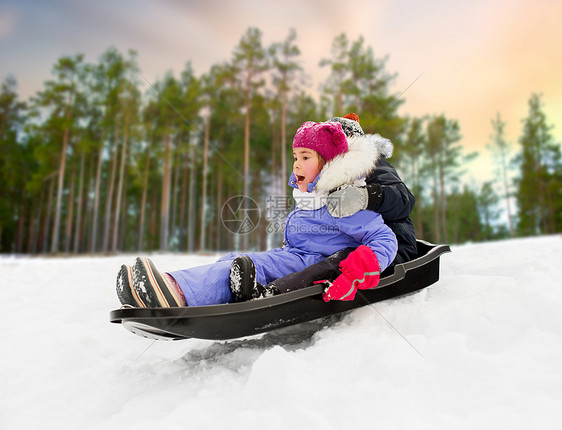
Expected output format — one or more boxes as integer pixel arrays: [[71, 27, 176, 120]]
[[343, 113, 359, 122], [293, 121, 348, 162], [329, 112, 364, 138]]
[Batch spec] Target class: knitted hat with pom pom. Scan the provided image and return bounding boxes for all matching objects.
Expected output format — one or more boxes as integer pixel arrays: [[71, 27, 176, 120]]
[[293, 121, 348, 162], [329, 113, 364, 138]]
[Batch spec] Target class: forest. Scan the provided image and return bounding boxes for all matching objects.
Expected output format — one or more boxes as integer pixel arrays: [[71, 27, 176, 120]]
[[1, 28, 561, 254]]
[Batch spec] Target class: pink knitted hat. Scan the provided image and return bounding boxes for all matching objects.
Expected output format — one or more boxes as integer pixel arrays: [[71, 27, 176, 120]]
[[293, 121, 348, 162]]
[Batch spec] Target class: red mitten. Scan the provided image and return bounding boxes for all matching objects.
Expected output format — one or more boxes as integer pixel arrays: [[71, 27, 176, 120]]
[[322, 245, 381, 302]]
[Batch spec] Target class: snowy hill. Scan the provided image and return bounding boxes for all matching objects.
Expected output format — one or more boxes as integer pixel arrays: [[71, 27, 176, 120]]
[[2, 236, 561, 430]]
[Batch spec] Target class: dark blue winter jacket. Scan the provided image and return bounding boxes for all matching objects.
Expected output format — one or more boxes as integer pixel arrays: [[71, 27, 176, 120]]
[[367, 157, 417, 265]]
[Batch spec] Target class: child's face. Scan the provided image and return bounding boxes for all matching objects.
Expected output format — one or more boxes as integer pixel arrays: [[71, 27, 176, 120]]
[[293, 148, 322, 192]]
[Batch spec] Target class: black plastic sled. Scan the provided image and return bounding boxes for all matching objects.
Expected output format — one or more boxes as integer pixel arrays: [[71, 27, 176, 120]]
[[110, 240, 450, 341]]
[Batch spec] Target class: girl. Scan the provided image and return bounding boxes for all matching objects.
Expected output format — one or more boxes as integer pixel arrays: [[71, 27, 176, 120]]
[[265, 113, 417, 297], [116, 120, 397, 307]]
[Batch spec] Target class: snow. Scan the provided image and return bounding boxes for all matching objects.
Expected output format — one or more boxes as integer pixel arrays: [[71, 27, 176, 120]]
[[2, 236, 562, 430]]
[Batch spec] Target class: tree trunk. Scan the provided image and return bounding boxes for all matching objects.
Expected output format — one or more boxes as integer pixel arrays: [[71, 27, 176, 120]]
[[411, 154, 424, 239], [439, 161, 448, 242], [187, 142, 196, 252], [160, 133, 172, 250], [73, 151, 86, 254], [242, 73, 252, 250], [200, 116, 211, 251], [208, 168, 216, 252], [452, 192, 459, 244], [498, 146, 514, 238], [538, 173, 546, 234], [51, 99, 73, 253], [170, 137, 182, 249], [545, 174, 555, 234], [29, 186, 44, 254], [41, 174, 56, 253], [281, 86, 287, 192], [102, 126, 120, 252], [64, 160, 76, 253], [271, 119, 278, 195], [15, 205, 25, 253], [216, 162, 222, 251], [432, 169, 440, 243], [138, 141, 151, 252], [91, 130, 105, 253], [119, 176, 128, 251], [179, 140, 189, 251], [149, 190, 158, 251], [112, 112, 130, 252]]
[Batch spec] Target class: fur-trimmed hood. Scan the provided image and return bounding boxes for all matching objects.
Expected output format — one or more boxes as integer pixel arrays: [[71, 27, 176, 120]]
[[313, 133, 393, 194]]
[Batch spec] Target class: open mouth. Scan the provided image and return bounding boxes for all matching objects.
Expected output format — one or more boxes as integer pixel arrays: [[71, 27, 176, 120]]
[[297, 175, 305, 182]]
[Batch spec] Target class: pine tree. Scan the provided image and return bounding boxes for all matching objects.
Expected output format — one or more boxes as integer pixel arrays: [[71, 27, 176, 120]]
[[231, 28, 268, 250], [426, 115, 474, 243], [90, 47, 131, 252], [515, 93, 561, 235], [0, 76, 27, 251], [137, 99, 159, 251], [320, 33, 405, 143], [152, 73, 183, 250], [111, 50, 141, 252], [204, 62, 245, 251], [33, 54, 87, 253]]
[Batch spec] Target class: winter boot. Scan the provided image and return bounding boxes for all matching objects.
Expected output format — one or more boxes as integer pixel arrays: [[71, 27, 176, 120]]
[[116, 264, 147, 308], [229, 255, 255, 302], [229, 255, 280, 302], [132, 257, 185, 307]]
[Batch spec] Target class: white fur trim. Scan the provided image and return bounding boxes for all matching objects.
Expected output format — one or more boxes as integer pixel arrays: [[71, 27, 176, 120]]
[[314, 133, 392, 193], [369, 133, 393, 158]]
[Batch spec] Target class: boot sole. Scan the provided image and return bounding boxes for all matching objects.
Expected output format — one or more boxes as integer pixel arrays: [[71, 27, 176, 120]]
[[116, 265, 146, 307], [134, 257, 183, 307]]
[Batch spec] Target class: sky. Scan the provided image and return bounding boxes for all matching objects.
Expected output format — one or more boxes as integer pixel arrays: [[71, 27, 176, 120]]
[[1, 0, 561, 188]]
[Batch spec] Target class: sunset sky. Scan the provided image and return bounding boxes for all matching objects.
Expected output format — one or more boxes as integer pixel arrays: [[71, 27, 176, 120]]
[[1, 0, 561, 187]]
